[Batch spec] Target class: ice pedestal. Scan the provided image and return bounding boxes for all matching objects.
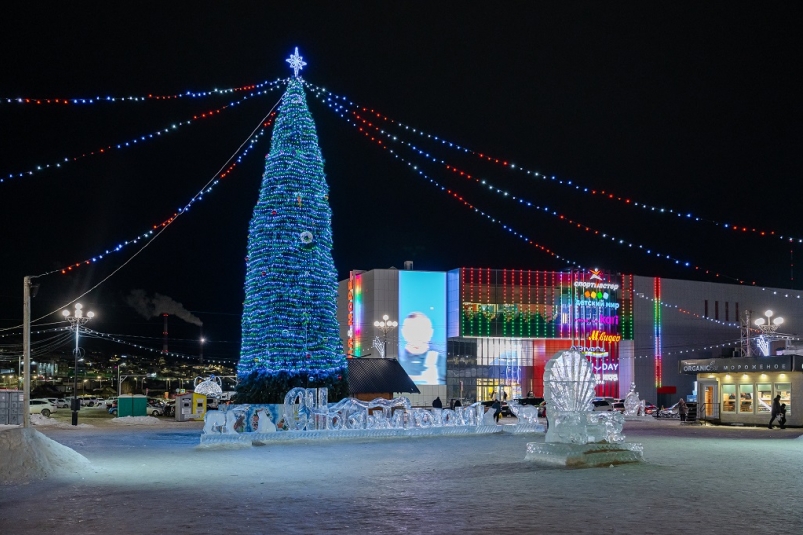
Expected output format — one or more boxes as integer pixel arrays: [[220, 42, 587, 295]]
[[524, 442, 644, 467]]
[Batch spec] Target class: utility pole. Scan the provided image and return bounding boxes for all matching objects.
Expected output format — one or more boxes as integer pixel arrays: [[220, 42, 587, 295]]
[[22, 277, 32, 428]]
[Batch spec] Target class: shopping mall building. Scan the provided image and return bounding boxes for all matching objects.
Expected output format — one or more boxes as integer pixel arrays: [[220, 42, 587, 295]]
[[337, 267, 803, 424]]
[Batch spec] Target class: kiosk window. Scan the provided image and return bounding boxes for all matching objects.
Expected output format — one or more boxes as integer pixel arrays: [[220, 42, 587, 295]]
[[757, 384, 772, 412], [739, 384, 754, 413], [722, 385, 736, 412], [776, 383, 791, 415]]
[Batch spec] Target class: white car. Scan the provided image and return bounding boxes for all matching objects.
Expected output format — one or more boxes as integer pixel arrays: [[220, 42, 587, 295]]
[[47, 398, 69, 409], [80, 396, 101, 407], [29, 399, 57, 417], [592, 400, 613, 411]]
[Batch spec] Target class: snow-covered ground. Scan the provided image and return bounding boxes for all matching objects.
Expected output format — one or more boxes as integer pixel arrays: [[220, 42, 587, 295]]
[[1, 417, 801, 534]]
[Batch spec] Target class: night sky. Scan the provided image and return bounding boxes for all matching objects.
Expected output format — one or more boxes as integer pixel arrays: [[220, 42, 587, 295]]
[[1, 2, 801, 362]]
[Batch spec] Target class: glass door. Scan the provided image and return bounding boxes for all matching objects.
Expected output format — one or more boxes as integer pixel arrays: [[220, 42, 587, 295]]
[[699, 381, 718, 420]]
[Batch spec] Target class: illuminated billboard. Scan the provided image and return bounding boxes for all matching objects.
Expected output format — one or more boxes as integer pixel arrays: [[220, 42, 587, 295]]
[[398, 271, 446, 385]]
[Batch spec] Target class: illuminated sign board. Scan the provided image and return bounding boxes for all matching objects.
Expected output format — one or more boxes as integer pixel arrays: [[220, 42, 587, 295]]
[[587, 330, 622, 343], [399, 271, 446, 385]]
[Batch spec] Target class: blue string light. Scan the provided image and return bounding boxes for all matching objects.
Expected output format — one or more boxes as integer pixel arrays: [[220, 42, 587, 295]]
[[304, 81, 803, 247], [1, 78, 281, 105], [1, 81, 286, 184]]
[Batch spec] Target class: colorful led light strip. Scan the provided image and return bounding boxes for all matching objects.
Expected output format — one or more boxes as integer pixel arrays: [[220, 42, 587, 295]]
[[1, 82, 285, 184], [311, 89, 754, 285], [305, 81, 803, 247], [48, 112, 276, 276], [654, 277, 662, 388], [1, 78, 282, 105]]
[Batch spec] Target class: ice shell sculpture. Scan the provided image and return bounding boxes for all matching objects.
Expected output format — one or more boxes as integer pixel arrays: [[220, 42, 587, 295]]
[[543, 349, 623, 445], [527, 349, 641, 467], [543, 349, 596, 412]]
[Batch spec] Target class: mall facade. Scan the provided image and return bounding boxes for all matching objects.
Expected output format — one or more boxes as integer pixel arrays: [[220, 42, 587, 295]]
[[337, 267, 803, 420]]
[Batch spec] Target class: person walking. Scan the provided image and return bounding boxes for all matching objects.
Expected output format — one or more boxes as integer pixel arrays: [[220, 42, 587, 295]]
[[491, 398, 502, 423], [678, 398, 688, 423], [778, 403, 787, 429], [769, 394, 782, 429]]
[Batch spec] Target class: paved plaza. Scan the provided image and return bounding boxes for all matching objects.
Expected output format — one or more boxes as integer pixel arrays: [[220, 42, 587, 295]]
[[1, 416, 801, 534]]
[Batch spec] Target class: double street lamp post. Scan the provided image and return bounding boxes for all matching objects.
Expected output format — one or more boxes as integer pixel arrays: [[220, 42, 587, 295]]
[[373, 314, 398, 359], [62, 303, 94, 426]]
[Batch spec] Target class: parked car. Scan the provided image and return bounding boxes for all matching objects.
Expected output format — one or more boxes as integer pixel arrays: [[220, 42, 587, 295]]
[[654, 402, 680, 419], [643, 402, 658, 415], [29, 398, 57, 417], [592, 400, 614, 411], [80, 396, 100, 407], [47, 397, 69, 409], [611, 402, 626, 413], [146, 403, 164, 416]]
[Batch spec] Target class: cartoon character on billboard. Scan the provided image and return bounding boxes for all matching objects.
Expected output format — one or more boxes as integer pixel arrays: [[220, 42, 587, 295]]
[[399, 311, 445, 384]]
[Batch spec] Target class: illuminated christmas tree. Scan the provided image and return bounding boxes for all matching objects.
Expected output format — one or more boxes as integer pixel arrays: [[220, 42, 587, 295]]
[[237, 49, 346, 402]]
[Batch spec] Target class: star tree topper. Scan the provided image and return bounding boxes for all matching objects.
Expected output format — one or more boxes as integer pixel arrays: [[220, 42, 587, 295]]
[[286, 47, 307, 78]]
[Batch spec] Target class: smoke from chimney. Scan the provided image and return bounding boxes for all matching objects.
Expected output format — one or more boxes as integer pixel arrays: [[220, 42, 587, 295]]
[[126, 289, 203, 326]]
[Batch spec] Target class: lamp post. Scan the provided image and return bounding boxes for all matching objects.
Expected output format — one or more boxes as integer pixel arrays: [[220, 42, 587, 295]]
[[754, 310, 784, 357], [373, 314, 398, 359], [62, 303, 94, 426], [754, 309, 784, 334], [117, 361, 127, 397]]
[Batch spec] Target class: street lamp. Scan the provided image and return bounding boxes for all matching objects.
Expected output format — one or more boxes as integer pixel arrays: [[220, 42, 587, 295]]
[[62, 303, 94, 426], [754, 310, 783, 333], [754, 310, 784, 357], [373, 314, 398, 359], [117, 361, 127, 397]]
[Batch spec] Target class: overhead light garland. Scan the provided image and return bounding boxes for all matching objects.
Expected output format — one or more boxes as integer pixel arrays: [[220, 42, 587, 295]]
[[1, 78, 281, 105], [338, 105, 753, 285], [305, 82, 803, 247], [1, 82, 286, 184], [1, 326, 238, 363], [45, 112, 276, 277], [308, 88, 762, 283], [314, 91, 580, 267]]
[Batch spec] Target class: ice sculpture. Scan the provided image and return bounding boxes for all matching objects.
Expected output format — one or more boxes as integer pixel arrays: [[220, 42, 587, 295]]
[[507, 401, 539, 424], [200, 387, 503, 445], [623, 382, 642, 417], [194, 374, 223, 397], [526, 349, 643, 467], [255, 408, 276, 433], [203, 408, 241, 435]]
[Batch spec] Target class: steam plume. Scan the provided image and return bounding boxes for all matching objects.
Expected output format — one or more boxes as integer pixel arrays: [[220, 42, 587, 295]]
[[126, 289, 203, 326]]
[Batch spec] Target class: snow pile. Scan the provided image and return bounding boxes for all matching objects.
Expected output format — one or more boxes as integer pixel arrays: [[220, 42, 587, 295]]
[[0, 427, 91, 484], [110, 415, 162, 426], [28, 414, 95, 428]]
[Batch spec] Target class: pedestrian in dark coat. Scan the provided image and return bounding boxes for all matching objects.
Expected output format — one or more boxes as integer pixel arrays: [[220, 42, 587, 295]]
[[432, 396, 442, 409], [769, 394, 782, 429], [491, 399, 502, 423]]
